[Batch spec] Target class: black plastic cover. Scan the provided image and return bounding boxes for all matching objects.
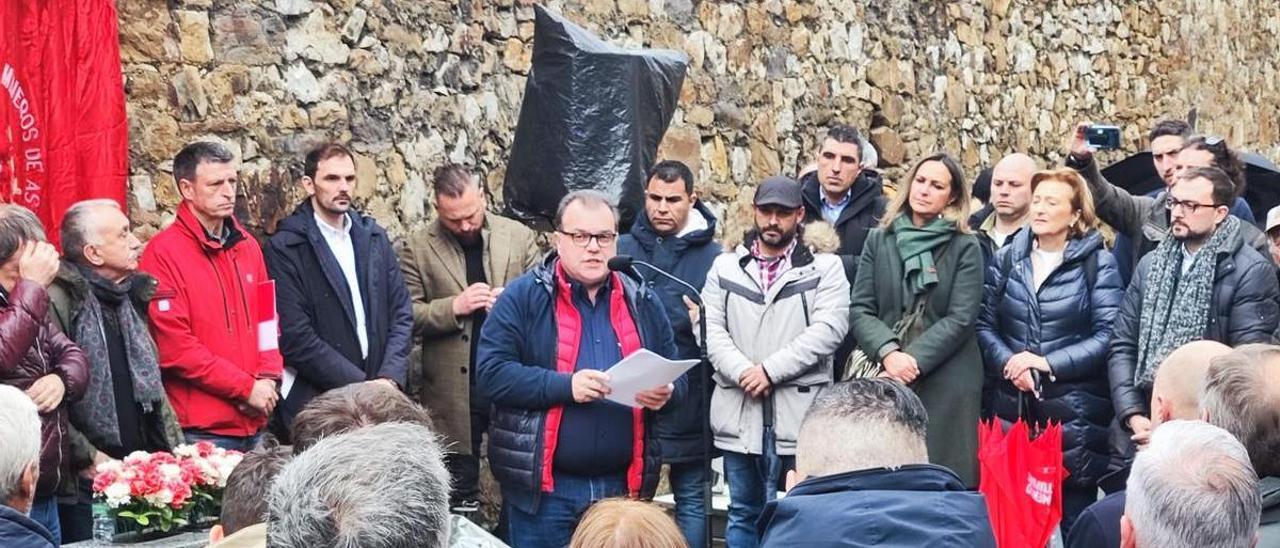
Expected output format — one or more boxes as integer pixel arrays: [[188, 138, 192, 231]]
[[502, 5, 688, 231]]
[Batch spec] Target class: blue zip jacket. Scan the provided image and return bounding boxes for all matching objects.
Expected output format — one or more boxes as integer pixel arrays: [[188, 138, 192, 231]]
[[618, 200, 720, 461], [758, 464, 995, 547], [476, 253, 682, 513]]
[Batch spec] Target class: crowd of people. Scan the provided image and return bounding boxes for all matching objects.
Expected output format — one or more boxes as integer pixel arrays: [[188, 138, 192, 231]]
[[0, 118, 1277, 548]]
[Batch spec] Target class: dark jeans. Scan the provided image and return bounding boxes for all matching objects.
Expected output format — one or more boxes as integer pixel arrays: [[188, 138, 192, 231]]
[[507, 472, 626, 548], [183, 429, 263, 452], [445, 405, 490, 503], [58, 477, 94, 543], [669, 460, 709, 548], [723, 451, 795, 548], [30, 495, 61, 545], [1061, 482, 1099, 539]]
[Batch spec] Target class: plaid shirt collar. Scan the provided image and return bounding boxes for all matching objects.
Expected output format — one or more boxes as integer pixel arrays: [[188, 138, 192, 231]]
[[751, 238, 797, 291]]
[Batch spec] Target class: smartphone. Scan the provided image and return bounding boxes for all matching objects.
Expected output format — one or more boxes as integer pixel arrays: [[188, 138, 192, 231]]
[[1085, 125, 1122, 150]]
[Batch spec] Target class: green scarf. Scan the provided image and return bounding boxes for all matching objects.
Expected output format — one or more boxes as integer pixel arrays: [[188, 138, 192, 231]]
[[892, 214, 955, 301]]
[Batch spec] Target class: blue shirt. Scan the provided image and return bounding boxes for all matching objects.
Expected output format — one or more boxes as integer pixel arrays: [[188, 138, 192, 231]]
[[821, 189, 852, 224], [552, 278, 634, 476]]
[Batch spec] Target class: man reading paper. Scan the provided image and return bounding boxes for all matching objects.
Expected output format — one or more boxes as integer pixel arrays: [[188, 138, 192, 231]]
[[476, 190, 685, 548]]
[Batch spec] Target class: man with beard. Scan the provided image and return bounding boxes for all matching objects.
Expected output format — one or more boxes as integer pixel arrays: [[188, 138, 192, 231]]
[[702, 176, 850, 548], [264, 143, 414, 440], [398, 164, 541, 513], [1108, 166, 1279, 455], [1068, 121, 1261, 284]]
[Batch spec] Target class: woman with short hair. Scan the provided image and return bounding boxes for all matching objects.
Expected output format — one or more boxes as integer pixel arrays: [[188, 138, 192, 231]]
[[976, 168, 1124, 532]]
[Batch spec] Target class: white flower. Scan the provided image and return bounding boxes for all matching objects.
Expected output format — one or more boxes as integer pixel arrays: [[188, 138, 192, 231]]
[[104, 482, 131, 508], [96, 460, 124, 475], [172, 444, 199, 458], [144, 488, 174, 506]]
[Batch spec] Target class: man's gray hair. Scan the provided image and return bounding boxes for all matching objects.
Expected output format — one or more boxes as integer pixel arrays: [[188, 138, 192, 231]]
[[0, 204, 46, 265], [1125, 420, 1261, 548], [267, 422, 451, 548], [0, 385, 41, 504], [1201, 343, 1280, 477], [554, 190, 618, 230], [60, 199, 122, 264], [796, 379, 929, 478]]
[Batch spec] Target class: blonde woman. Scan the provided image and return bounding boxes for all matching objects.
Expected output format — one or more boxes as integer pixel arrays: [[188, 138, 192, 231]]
[[849, 152, 984, 486], [570, 499, 687, 548], [976, 168, 1123, 532]]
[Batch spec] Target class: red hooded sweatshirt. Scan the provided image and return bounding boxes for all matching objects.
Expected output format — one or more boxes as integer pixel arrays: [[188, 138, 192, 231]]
[[139, 202, 282, 436]]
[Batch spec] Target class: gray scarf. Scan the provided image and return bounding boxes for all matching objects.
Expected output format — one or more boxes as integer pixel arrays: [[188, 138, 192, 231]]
[[1134, 216, 1240, 387], [71, 267, 166, 448]]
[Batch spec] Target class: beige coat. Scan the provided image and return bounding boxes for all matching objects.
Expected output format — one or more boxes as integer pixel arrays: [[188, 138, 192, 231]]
[[398, 215, 541, 454]]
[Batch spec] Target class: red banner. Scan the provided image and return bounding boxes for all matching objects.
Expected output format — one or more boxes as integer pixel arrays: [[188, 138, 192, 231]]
[[0, 0, 128, 248]]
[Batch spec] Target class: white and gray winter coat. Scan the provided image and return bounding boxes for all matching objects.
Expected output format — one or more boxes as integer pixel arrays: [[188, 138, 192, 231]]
[[702, 232, 850, 456]]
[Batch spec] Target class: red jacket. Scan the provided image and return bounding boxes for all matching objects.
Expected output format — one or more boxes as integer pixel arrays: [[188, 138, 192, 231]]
[[139, 203, 282, 436]]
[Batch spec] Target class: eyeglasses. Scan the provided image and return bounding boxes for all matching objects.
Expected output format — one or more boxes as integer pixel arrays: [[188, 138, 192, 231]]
[[557, 230, 617, 247], [1165, 196, 1221, 214]]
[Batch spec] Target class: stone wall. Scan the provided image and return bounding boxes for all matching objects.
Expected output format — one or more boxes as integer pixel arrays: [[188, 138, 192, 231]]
[[118, 0, 1280, 239]]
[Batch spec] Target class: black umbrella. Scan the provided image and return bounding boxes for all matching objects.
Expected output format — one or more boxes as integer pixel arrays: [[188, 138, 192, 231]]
[[1102, 151, 1280, 224], [1100, 152, 1163, 197], [1241, 152, 1280, 222]]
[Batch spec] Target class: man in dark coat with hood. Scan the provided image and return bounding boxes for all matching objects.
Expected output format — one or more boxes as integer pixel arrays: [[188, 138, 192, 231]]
[[618, 160, 721, 548], [759, 378, 995, 547], [263, 143, 413, 439]]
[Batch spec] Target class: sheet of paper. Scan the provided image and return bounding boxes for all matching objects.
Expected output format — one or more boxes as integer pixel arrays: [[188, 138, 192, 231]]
[[281, 367, 297, 399], [604, 349, 700, 408]]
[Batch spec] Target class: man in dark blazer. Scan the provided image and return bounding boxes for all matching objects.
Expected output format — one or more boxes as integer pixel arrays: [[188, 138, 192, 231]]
[[263, 143, 413, 439]]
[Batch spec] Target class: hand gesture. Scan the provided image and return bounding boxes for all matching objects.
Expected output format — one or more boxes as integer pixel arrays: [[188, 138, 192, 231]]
[[635, 383, 674, 411], [880, 351, 919, 384], [245, 378, 279, 416], [452, 283, 493, 316], [1011, 370, 1037, 393], [18, 241, 60, 287], [25, 374, 65, 413], [739, 364, 772, 398], [1068, 122, 1094, 160], [487, 287, 504, 312], [572, 370, 611, 403], [1003, 352, 1050, 381], [1129, 415, 1154, 448], [682, 295, 700, 326]]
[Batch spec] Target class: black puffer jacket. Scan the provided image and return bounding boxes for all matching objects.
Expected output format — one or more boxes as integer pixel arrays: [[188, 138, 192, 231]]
[[1108, 225, 1280, 424], [476, 254, 682, 513], [976, 230, 1123, 487], [0, 280, 89, 497]]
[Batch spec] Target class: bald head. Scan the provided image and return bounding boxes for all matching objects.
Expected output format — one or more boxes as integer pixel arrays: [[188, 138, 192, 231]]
[[989, 153, 1038, 222], [1150, 341, 1231, 429]]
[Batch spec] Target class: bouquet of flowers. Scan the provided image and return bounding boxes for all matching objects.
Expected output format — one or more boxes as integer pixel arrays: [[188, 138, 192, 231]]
[[92, 442, 243, 533]]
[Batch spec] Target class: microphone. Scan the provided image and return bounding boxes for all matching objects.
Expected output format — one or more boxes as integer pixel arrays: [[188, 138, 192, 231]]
[[608, 255, 702, 305], [606, 255, 634, 272]]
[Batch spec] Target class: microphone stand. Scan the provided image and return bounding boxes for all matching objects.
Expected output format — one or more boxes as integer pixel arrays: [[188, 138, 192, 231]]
[[623, 259, 713, 548]]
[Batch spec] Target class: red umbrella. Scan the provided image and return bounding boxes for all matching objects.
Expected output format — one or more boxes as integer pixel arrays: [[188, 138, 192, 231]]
[[978, 418, 1068, 547]]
